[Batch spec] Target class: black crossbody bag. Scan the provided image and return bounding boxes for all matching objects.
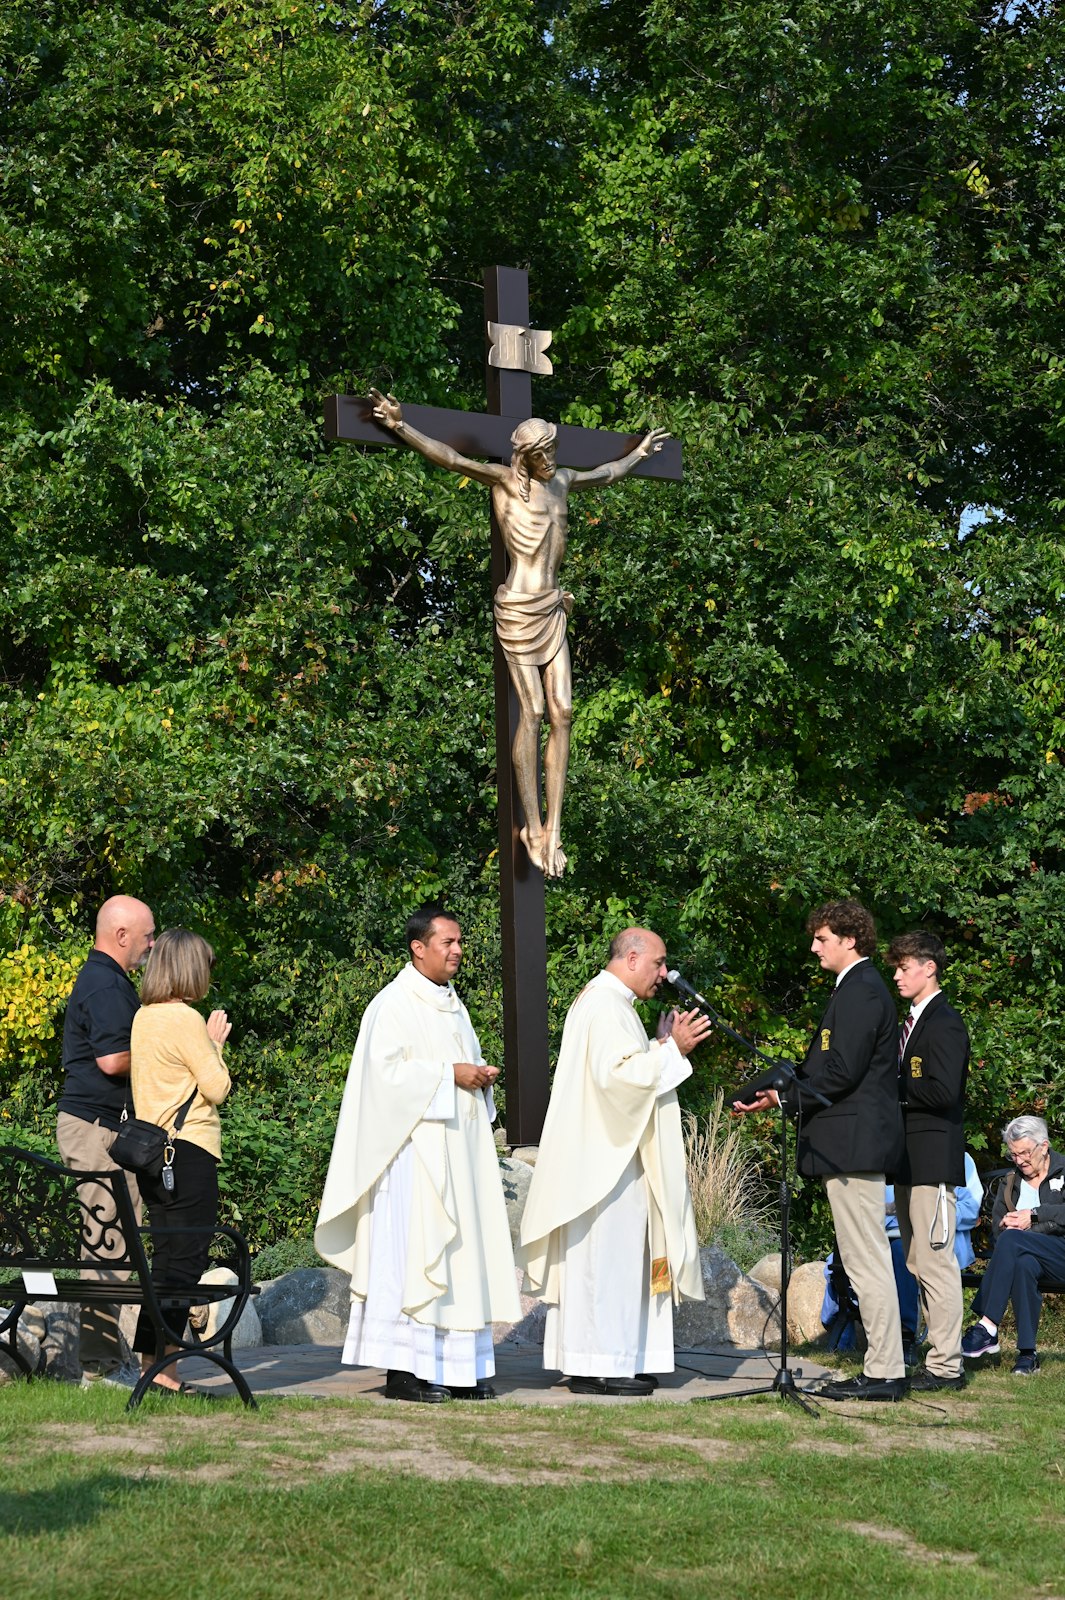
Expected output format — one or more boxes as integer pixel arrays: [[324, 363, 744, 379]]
[[111, 1089, 197, 1190]]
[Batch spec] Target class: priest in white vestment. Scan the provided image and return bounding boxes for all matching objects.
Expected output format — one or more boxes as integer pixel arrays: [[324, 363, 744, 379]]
[[315, 905, 520, 1402], [519, 927, 711, 1395]]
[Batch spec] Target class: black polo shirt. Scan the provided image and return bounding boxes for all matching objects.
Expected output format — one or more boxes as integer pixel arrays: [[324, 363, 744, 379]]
[[58, 949, 140, 1130]]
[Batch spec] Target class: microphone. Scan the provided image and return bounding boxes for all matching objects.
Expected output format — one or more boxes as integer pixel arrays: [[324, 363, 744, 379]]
[[666, 970, 713, 1012], [667, 969, 824, 1106]]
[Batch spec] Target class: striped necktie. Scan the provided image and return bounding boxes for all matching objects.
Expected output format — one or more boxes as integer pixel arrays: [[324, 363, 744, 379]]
[[899, 1012, 916, 1063]]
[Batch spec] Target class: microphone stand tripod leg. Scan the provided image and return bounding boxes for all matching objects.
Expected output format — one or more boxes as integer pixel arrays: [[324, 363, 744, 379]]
[[769, 1098, 819, 1412], [691, 1095, 819, 1413]]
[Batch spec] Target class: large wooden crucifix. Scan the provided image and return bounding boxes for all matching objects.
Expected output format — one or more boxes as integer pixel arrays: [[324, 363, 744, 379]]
[[324, 265, 682, 1144]]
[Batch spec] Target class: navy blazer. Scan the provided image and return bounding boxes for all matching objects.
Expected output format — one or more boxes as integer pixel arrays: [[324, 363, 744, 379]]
[[897, 991, 969, 1187], [788, 959, 905, 1178]]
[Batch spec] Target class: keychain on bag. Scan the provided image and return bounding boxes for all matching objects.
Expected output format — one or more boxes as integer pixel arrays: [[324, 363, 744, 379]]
[[112, 1090, 194, 1189]]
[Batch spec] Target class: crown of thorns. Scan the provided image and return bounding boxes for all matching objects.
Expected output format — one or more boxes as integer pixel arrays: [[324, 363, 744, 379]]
[[510, 418, 557, 456]]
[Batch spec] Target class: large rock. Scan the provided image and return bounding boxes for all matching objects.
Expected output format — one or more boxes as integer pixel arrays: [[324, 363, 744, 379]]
[[19, 1305, 47, 1343], [499, 1156, 534, 1247], [748, 1255, 828, 1344], [52, 1302, 137, 1372], [508, 1146, 540, 1167], [494, 1269, 549, 1346], [673, 1245, 783, 1349], [190, 1268, 263, 1349], [36, 1301, 136, 1381], [257, 1267, 352, 1346], [785, 1261, 829, 1344], [749, 1253, 783, 1294], [34, 1302, 80, 1382], [0, 1310, 44, 1384], [499, 1245, 791, 1351]]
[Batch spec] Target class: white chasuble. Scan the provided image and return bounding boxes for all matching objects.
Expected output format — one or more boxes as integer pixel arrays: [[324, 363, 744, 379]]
[[519, 971, 703, 1377], [315, 963, 519, 1384]]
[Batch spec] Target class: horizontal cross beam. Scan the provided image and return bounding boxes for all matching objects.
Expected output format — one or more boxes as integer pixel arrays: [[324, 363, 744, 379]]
[[324, 396, 682, 481]]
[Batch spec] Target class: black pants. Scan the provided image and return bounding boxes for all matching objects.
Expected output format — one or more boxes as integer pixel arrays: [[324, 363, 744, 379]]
[[133, 1139, 219, 1353]]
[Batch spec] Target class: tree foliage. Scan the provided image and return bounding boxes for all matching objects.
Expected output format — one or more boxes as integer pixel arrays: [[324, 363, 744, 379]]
[[3, 0, 1065, 1251]]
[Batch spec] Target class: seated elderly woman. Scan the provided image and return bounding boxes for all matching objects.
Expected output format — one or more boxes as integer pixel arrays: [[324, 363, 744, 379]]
[[961, 1115, 1065, 1375]]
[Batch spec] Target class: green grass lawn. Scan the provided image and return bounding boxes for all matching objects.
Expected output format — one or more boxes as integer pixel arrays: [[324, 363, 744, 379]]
[[1, 1355, 1063, 1600]]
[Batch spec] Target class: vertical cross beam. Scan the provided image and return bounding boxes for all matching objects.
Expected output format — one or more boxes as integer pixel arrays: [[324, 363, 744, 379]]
[[324, 268, 681, 1146], [483, 267, 550, 1147]]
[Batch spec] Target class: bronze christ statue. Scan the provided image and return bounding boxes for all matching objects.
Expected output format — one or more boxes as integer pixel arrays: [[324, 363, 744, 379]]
[[369, 389, 668, 878]]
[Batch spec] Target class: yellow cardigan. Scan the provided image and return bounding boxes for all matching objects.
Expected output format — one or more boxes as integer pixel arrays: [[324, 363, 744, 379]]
[[130, 1002, 231, 1160]]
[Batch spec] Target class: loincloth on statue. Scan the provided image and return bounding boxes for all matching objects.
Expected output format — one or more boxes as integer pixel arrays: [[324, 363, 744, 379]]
[[493, 586, 574, 669]]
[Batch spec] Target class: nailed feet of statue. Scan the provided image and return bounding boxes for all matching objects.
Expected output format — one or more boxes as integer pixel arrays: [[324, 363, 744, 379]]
[[539, 829, 567, 878], [519, 822, 568, 879]]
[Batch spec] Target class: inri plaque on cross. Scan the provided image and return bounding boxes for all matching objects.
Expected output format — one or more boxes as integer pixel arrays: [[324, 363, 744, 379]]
[[324, 266, 682, 1144]]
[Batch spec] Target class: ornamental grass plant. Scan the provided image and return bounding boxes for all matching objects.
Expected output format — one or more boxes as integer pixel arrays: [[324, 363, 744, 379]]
[[684, 1097, 776, 1259]]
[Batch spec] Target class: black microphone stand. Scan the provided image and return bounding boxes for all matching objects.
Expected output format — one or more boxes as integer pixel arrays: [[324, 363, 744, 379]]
[[667, 979, 827, 1413]]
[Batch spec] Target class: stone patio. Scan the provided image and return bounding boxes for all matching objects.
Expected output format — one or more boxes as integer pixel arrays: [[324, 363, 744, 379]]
[[179, 1341, 833, 1405]]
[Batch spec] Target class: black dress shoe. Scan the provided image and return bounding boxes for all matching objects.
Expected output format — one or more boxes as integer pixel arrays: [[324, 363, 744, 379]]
[[566, 1374, 656, 1396], [449, 1382, 497, 1400], [635, 1373, 660, 1388], [908, 1368, 967, 1392], [384, 1369, 451, 1403], [820, 1372, 909, 1402]]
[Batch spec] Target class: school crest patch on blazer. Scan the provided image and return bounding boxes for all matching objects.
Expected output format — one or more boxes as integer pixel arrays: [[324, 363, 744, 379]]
[[820, 1028, 831, 1051], [910, 1056, 923, 1078]]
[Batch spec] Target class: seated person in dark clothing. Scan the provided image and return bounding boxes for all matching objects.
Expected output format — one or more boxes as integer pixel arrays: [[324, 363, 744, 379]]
[[961, 1115, 1065, 1376]]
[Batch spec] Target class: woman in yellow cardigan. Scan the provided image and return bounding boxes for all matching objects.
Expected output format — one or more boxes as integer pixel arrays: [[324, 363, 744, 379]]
[[130, 928, 232, 1397]]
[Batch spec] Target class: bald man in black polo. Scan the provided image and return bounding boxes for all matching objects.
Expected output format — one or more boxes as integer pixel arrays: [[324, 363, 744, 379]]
[[57, 894, 155, 1381]]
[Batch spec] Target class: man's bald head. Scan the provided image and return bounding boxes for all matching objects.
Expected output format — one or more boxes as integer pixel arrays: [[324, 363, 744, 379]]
[[606, 926, 668, 1000], [607, 927, 651, 963], [95, 896, 156, 972]]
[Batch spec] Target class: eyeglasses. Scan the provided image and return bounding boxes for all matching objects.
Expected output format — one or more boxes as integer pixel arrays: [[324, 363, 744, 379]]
[[1009, 1143, 1047, 1164]]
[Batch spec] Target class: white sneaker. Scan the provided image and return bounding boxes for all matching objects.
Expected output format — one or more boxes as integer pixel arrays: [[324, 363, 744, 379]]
[[80, 1362, 141, 1390]]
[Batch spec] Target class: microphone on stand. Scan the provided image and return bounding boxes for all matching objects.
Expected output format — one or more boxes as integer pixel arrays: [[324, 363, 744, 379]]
[[666, 968, 821, 1104], [666, 969, 714, 1013]]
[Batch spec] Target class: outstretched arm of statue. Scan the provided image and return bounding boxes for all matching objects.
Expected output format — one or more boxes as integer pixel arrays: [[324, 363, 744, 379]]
[[369, 389, 505, 488], [568, 427, 671, 491]]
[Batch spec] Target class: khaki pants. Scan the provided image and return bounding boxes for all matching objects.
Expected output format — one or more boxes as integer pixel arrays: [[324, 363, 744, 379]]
[[824, 1172, 904, 1380], [55, 1113, 142, 1373], [896, 1183, 963, 1377]]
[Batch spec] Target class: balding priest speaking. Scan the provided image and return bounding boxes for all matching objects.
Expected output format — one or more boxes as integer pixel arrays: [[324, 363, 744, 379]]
[[519, 927, 711, 1395]]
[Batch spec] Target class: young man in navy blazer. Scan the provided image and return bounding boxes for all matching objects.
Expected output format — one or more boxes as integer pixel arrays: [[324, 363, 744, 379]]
[[889, 931, 970, 1391], [737, 899, 907, 1400]]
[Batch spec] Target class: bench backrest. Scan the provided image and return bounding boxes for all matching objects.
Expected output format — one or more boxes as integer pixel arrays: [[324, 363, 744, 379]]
[[0, 1144, 146, 1277]]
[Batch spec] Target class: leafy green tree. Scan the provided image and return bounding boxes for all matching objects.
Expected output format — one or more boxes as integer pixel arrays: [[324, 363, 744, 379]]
[[3, 0, 1065, 1253]]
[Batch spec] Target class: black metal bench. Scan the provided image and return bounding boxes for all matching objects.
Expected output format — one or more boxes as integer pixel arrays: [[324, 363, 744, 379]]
[[961, 1264, 1065, 1295], [0, 1145, 258, 1410]]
